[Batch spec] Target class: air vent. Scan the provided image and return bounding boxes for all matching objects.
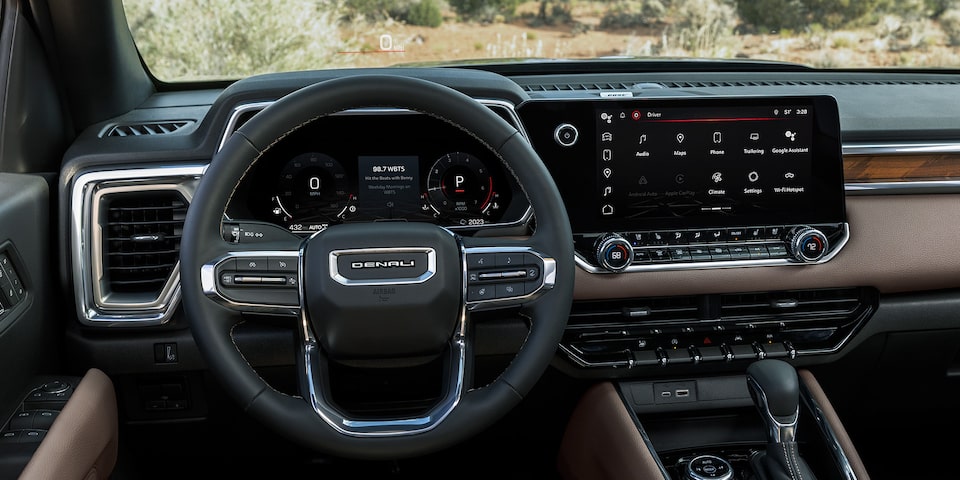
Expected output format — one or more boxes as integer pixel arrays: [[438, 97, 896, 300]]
[[568, 295, 700, 327], [104, 121, 193, 137], [102, 192, 186, 296], [657, 79, 960, 89], [521, 82, 639, 92], [519, 78, 960, 92], [719, 288, 862, 321], [72, 167, 203, 326]]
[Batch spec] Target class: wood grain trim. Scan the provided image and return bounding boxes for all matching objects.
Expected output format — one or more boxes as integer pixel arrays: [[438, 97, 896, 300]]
[[844, 154, 960, 182], [573, 194, 960, 298]]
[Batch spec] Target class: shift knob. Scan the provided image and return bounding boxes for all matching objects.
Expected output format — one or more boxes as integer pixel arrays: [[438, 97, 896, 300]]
[[746, 359, 799, 443]]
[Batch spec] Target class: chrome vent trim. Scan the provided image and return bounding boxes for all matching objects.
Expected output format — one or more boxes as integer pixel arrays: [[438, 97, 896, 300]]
[[103, 121, 194, 138], [71, 166, 204, 326]]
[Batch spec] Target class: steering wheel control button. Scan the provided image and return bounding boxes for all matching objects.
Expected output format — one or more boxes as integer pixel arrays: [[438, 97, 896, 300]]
[[685, 455, 734, 480], [238, 257, 268, 271], [554, 123, 579, 147], [269, 257, 297, 272], [467, 285, 494, 301], [467, 253, 496, 269], [495, 283, 524, 299]]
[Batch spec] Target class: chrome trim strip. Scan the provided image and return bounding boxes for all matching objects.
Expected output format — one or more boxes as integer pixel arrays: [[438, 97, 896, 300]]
[[843, 142, 960, 155], [575, 223, 850, 274], [200, 251, 301, 314], [328, 247, 436, 286], [845, 180, 960, 194], [216, 101, 274, 152], [800, 383, 859, 480], [558, 344, 632, 369], [70, 166, 205, 327], [216, 99, 535, 232]]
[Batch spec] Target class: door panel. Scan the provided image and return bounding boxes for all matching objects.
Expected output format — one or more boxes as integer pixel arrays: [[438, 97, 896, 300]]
[[0, 173, 54, 416]]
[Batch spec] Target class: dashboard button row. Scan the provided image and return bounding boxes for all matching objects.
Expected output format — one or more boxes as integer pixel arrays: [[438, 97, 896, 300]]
[[633, 342, 795, 367], [633, 244, 789, 263], [630, 226, 784, 247]]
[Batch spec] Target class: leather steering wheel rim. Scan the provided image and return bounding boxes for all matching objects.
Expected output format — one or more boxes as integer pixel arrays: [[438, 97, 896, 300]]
[[179, 74, 574, 460]]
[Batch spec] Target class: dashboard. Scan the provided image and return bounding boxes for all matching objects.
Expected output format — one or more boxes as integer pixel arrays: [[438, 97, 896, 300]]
[[48, 65, 960, 478]]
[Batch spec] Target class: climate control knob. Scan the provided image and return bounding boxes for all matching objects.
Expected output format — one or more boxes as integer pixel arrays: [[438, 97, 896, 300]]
[[595, 234, 633, 272], [787, 226, 829, 263]]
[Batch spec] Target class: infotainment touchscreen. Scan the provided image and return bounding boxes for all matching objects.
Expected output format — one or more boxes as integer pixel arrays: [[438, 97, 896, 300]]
[[518, 96, 845, 233]]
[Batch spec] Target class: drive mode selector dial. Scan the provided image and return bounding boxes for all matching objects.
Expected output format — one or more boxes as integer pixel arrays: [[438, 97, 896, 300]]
[[684, 455, 734, 480], [788, 226, 829, 263], [595, 234, 633, 272]]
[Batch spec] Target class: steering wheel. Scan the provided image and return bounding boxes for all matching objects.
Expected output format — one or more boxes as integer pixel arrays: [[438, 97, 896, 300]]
[[179, 75, 574, 460]]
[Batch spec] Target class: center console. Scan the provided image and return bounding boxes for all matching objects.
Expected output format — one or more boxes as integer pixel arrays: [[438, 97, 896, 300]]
[[523, 96, 868, 479], [558, 366, 871, 480]]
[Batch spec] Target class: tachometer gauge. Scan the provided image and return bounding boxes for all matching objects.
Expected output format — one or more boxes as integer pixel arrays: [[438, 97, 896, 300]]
[[426, 152, 501, 225], [274, 152, 355, 233]]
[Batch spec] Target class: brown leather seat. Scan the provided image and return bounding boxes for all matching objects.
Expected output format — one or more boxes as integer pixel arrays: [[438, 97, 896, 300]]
[[18, 368, 118, 480], [557, 382, 665, 480]]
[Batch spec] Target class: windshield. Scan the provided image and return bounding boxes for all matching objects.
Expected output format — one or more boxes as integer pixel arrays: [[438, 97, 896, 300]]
[[122, 0, 960, 82]]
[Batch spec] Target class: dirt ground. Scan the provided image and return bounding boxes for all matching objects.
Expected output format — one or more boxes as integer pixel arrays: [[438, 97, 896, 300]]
[[336, 1, 960, 69]]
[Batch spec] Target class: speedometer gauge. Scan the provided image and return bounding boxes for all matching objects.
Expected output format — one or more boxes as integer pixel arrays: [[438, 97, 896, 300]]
[[426, 152, 502, 224], [274, 152, 355, 233]]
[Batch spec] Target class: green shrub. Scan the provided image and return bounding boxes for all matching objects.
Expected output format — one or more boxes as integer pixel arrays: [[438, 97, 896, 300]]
[[735, 0, 806, 31], [941, 9, 960, 45], [343, 0, 415, 21], [406, 0, 444, 27], [123, 0, 348, 81], [449, 0, 520, 21], [600, 0, 667, 30], [669, 0, 738, 55], [801, 0, 884, 28]]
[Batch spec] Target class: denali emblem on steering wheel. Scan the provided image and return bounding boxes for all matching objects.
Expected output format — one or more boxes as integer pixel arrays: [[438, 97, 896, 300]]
[[350, 259, 415, 269], [330, 247, 435, 286]]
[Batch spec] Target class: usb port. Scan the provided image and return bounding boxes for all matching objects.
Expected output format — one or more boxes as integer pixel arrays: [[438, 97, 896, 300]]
[[660, 391, 672, 398], [675, 389, 690, 398]]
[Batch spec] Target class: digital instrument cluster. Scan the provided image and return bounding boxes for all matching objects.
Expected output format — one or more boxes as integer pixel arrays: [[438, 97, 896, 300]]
[[231, 112, 525, 234]]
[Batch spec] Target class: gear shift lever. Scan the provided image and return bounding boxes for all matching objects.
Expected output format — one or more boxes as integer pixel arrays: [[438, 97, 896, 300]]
[[745, 359, 818, 480], [746, 359, 799, 443]]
